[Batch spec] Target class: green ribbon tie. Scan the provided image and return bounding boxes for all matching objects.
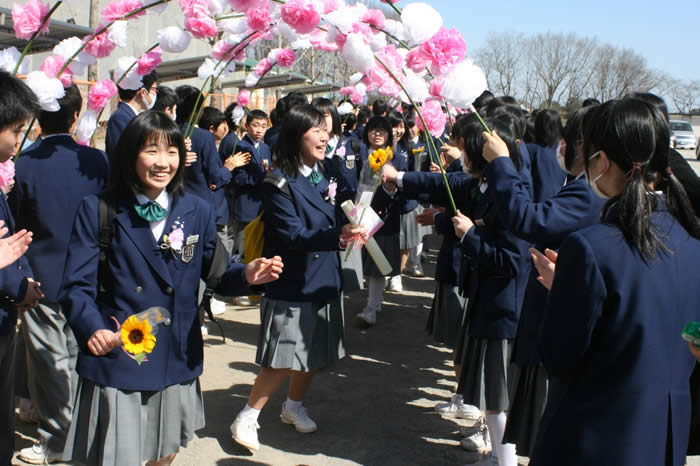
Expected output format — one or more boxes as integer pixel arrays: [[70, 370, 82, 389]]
[[134, 201, 168, 222], [306, 170, 324, 186]]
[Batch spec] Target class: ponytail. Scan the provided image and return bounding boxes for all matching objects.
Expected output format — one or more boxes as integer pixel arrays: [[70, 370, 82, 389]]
[[663, 169, 700, 239]]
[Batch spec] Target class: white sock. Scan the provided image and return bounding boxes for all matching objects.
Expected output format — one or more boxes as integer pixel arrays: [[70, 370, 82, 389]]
[[486, 412, 517, 466], [285, 398, 302, 410], [367, 277, 384, 309], [239, 404, 261, 422], [409, 244, 423, 265]]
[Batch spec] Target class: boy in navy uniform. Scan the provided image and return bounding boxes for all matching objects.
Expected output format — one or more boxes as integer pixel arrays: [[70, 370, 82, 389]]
[[10, 84, 109, 464], [0, 70, 44, 466]]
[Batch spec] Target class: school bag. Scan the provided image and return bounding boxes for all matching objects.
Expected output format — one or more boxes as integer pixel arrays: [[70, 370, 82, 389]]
[[97, 195, 229, 340]]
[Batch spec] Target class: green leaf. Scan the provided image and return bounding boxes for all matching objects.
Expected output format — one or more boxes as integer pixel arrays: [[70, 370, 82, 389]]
[[134, 352, 147, 365]]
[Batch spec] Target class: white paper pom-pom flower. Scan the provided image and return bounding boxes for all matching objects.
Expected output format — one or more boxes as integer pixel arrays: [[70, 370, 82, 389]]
[[221, 18, 249, 35], [208, 0, 228, 14], [337, 101, 354, 116], [342, 33, 375, 74], [75, 109, 98, 143], [0, 47, 30, 74], [383, 19, 407, 42], [276, 23, 299, 43], [323, 8, 356, 35], [53, 37, 95, 76], [291, 38, 312, 50], [401, 70, 429, 104], [157, 27, 192, 53], [245, 71, 261, 88], [369, 32, 387, 53], [25, 71, 65, 112], [232, 105, 246, 125], [349, 72, 363, 84], [401, 3, 442, 45], [198, 58, 228, 80], [441, 60, 488, 109], [115, 56, 143, 90], [108, 21, 128, 48]]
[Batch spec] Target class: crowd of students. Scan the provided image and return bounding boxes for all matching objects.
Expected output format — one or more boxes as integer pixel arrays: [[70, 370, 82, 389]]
[[0, 66, 699, 466]]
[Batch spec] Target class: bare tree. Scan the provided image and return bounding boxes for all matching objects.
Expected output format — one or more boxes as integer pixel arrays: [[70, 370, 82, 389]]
[[475, 32, 524, 97], [667, 79, 700, 114]]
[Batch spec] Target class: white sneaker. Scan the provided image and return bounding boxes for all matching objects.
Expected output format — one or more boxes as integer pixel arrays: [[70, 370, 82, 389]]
[[460, 421, 491, 454], [354, 305, 377, 328], [233, 296, 253, 306], [404, 263, 425, 277], [280, 401, 318, 433], [230, 413, 260, 451], [211, 297, 227, 316], [435, 394, 482, 421], [387, 275, 403, 292], [201, 324, 209, 337], [18, 441, 61, 464]]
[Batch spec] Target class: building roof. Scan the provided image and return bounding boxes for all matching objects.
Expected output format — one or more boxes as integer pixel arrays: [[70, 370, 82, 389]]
[[0, 7, 92, 54]]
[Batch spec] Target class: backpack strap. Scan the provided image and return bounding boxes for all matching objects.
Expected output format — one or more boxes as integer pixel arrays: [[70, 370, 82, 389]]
[[97, 196, 116, 295], [263, 172, 291, 197]]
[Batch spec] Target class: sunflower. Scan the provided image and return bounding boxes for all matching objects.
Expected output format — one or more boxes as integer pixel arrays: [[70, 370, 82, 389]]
[[369, 147, 394, 173], [121, 315, 157, 355]]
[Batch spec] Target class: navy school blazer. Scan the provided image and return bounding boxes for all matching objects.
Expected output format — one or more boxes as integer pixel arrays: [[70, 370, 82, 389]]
[[9, 135, 109, 303], [531, 204, 700, 466], [218, 131, 240, 223], [231, 134, 271, 224], [526, 143, 567, 203], [59, 193, 250, 391], [105, 102, 136, 157], [401, 170, 530, 339], [179, 123, 231, 226], [484, 157, 604, 364], [0, 195, 32, 335]]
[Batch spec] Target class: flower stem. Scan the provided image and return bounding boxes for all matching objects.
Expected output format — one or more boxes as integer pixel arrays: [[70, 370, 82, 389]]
[[385, 1, 402, 17], [374, 55, 457, 214], [470, 104, 492, 134], [13, 1, 64, 75]]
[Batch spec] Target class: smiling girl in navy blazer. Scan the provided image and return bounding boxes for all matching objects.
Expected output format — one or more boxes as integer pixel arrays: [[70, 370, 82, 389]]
[[59, 111, 282, 466]]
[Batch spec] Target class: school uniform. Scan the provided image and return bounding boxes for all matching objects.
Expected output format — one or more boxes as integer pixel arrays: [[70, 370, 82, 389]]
[[483, 157, 604, 455], [0, 194, 33, 466], [519, 142, 535, 198], [218, 131, 240, 254], [399, 170, 472, 348], [531, 200, 700, 466], [526, 143, 567, 203], [179, 123, 231, 227], [9, 134, 109, 458], [257, 166, 345, 371], [263, 124, 280, 153], [105, 102, 136, 157], [59, 191, 251, 465]]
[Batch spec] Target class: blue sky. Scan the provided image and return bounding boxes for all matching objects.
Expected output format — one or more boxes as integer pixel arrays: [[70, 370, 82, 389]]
[[428, 0, 700, 82]]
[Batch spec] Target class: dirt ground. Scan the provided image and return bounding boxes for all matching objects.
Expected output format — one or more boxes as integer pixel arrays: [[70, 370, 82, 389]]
[[13, 247, 700, 465]]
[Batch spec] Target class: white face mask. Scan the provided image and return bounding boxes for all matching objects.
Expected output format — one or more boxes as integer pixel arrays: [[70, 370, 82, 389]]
[[460, 150, 471, 174], [171, 110, 177, 122], [144, 89, 156, 110], [585, 151, 609, 199], [556, 141, 567, 173]]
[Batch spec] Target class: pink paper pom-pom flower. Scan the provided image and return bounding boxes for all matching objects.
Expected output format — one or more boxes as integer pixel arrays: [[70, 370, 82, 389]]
[[246, 5, 270, 32], [228, 0, 266, 12], [361, 9, 385, 30], [310, 29, 339, 52], [83, 29, 117, 58], [179, 0, 209, 18], [237, 89, 250, 107], [416, 100, 446, 138], [136, 46, 162, 75], [339, 86, 354, 96], [11, 0, 51, 40], [405, 48, 431, 73], [321, 0, 343, 14], [254, 58, 273, 76], [420, 27, 467, 75], [40, 55, 72, 88], [88, 79, 118, 111], [274, 49, 297, 68], [0, 160, 15, 191], [281, 0, 321, 35], [429, 77, 444, 98], [185, 15, 218, 39], [101, 0, 145, 22]]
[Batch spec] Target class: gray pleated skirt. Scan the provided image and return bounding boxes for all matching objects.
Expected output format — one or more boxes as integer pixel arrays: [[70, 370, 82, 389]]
[[425, 281, 466, 349], [363, 234, 401, 277], [503, 363, 549, 457], [400, 206, 431, 249], [456, 328, 513, 412], [256, 296, 345, 372], [341, 247, 364, 293], [66, 377, 205, 466]]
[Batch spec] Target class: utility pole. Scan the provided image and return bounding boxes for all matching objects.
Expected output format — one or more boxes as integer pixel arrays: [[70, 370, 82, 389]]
[[87, 0, 100, 83]]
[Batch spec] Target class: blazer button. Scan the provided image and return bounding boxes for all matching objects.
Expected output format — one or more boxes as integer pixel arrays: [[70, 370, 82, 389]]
[[17, 265, 21, 270], [165, 286, 173, 295], [313, 254, 319, 260], [135, 286, 143, 294]]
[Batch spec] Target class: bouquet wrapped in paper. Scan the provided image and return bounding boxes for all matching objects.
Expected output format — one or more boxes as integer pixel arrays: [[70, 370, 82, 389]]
[[110, 306, 171, 365]]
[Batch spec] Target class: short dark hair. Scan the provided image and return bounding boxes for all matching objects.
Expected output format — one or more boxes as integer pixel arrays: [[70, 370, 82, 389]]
[[343, 112, 356, 132], [107, 111, 186, 200], [0, 70, 39, 130], [372, 99, 388, 116], [386, 109, 409, 149], [117, 71, 158, 101], [562, 105, 596, 173], [582, 97, 601, 108], [37, 84, 82, 135], [269, 108, 278, 127], [274, 91, 308, 123], [357, 105, 371, 126], [274, 104, 324, 177], [472, 90, 495, 113], [174, 85, 203, 125], [363, 116, 394, 149], [246, 109, 268, 125], [311, 97, 341, 137], [153, 85, 178, 112], [198, 106, 226, 132]]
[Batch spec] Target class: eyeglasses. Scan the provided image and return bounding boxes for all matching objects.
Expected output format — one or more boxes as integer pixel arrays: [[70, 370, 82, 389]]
[[368, 128, 388, 135]]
